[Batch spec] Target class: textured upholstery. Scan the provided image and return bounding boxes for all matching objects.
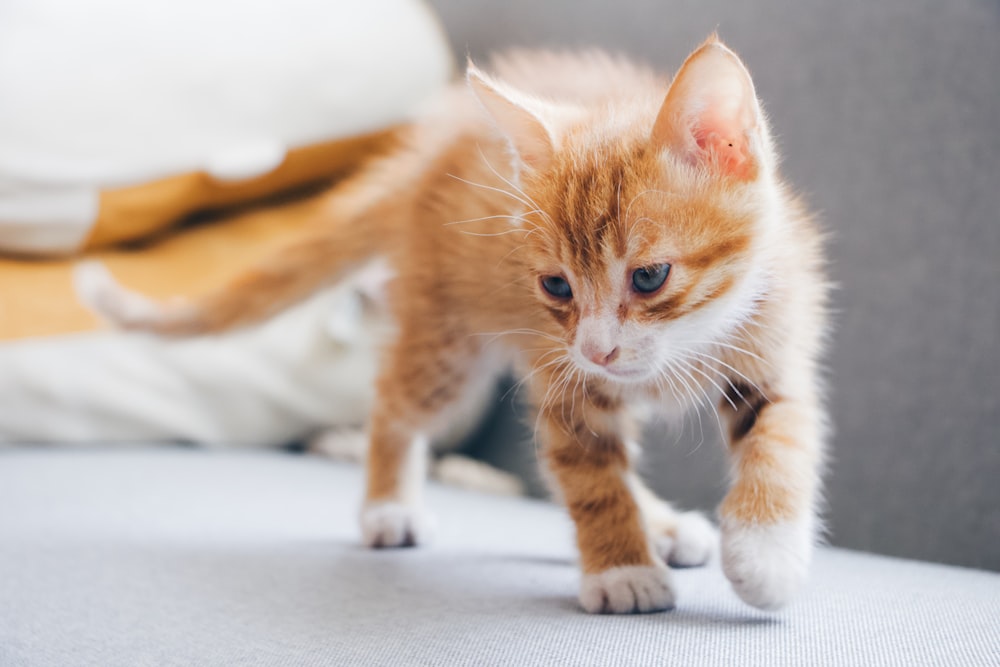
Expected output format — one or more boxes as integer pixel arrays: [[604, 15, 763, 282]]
[[2, 449, 998, 666]]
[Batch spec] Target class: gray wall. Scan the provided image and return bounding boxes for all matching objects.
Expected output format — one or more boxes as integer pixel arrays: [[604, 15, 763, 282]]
[[429, 0, 1000, 570]]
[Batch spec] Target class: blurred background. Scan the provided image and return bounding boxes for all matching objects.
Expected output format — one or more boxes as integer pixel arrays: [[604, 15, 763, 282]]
[[1, 0, 997, 571]]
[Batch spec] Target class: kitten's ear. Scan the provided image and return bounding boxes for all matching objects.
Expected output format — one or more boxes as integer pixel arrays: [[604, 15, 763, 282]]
[[467, 62, 557, 172], [652, 36, 769, 181]]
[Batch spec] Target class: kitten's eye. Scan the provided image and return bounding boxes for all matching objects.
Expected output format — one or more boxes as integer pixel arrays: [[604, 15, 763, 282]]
[[632, 264, 671, 293], [541, 275, 573, 299]]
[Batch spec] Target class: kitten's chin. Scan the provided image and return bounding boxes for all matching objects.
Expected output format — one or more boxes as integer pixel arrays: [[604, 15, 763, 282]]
[[595, 365, 657, 384]]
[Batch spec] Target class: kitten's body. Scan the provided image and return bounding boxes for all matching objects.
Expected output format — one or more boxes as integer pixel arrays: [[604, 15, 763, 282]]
[[81, 38, 828, 613]]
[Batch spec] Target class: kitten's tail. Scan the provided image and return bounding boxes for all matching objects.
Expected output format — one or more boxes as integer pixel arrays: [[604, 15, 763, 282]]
[[75, 197, 382, 337]]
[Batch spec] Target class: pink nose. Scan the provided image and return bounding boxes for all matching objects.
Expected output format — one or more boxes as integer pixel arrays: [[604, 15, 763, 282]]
[[581, 343, 620, 367]]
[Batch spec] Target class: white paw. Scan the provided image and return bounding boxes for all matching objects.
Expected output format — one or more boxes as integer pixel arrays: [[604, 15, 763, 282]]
[[653, 511, 718, 568], [721, 517, 813, 610], [579, 564, 676, 614], [360, 501, 433, 549], [309, 427, 368, 463]]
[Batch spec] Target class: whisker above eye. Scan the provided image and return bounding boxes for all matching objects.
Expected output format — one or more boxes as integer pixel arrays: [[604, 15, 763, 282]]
[[627, 216, 662, 242], [446, 173, 536, 210], [622, 188, 674, 226], [474, 145, 555, 227], [458, 228, 534, 237], [494, 244, 530, 270], [444, 210, 543, 226], [486, 274, 533, 298]]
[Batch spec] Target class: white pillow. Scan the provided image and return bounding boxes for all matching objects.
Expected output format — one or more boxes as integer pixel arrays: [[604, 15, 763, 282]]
[[0, 0, 452, 254], [0, 279, 381, 445]]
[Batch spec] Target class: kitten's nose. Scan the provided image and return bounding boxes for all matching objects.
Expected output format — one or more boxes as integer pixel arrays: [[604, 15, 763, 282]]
[[581, 343, 620, 367]]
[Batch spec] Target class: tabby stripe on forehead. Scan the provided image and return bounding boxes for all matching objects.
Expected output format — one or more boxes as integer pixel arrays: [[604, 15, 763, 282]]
[[559, 157, 633, 264], [596, 162, 630, 257]]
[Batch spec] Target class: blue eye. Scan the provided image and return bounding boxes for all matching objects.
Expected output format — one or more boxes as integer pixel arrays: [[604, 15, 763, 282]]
[[541, 275, 572, 299], [632, 264, 671, 293]]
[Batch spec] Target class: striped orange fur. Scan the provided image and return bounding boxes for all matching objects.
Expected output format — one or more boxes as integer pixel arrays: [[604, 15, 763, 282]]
[[85, 36, 828, 613]]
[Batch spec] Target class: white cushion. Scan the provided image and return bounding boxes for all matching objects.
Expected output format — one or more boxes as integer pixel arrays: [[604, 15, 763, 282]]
[[0, 0, 452, 254]]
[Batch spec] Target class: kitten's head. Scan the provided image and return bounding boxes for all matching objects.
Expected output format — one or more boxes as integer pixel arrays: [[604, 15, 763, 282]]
[[470, 37, 777, 384]]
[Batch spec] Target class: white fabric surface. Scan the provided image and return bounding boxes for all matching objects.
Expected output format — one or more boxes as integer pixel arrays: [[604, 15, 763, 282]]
[[0, 0, 452, 253], [0, 281, 380, 445], [1, 448, 998, 666]]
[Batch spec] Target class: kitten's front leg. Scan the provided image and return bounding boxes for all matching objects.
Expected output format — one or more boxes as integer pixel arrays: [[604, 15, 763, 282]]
[[534, 381, 674, 614], [718, 379, 825, 610]]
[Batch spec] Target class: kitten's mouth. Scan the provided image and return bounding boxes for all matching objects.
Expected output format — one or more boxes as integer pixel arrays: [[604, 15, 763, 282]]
[[607, 367, 650, 380], [588, 364, 654, 383], [572, 353, 656, 383]]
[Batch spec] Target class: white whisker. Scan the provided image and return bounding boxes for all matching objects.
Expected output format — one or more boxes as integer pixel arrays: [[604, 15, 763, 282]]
[[687, 349, 769, 406], [445, 211, 542, 227], [471, 328, 564, 346], [446, 173, 535, 210], [505, 350, 566, 402], [679, 355, 738, 411], [688, 339, 772, 368], [458, 228, 533, 238], [664, 357, 706, 451], [674, 355, 730, 451], [475, 146, 554, 226], [623, 188, 672, 225]]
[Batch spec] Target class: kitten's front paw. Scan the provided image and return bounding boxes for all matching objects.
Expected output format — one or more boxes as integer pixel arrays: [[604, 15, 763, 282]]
[[360, 501, 433, 549], [653, 511, 718, 568], [579, 564, 676, 614], [721, 517, 813, 611]]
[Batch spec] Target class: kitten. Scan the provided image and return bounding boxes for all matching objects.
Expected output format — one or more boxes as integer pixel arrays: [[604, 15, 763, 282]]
[[80, 36, 828, 613]]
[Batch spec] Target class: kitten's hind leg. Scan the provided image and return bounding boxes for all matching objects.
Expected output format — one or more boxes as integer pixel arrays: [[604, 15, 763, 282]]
[[631, 477, 717, 568], [361, 327, 501, 549], [309, 427, 368, 463], [432, 455, 525, 496], [362, 426, 433, 549]]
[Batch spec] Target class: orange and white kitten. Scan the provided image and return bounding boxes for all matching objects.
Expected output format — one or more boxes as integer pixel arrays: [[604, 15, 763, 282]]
[[80, 37, 828, 613]]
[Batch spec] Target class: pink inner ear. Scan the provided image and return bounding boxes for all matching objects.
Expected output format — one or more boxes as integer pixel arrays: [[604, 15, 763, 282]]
[[691, 107, 755, 181], [653, 39, 762, 182]]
